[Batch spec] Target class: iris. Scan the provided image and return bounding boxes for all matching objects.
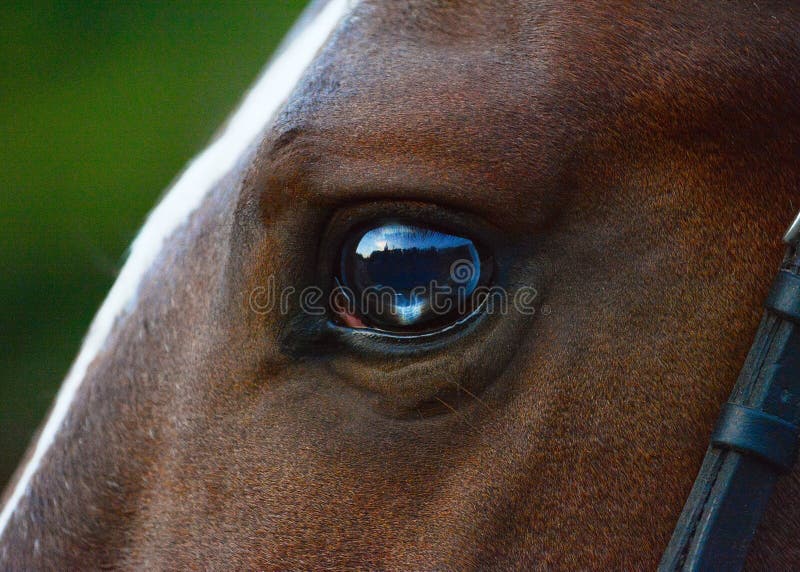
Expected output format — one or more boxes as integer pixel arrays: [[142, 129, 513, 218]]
[[335, 223, 487, 333]]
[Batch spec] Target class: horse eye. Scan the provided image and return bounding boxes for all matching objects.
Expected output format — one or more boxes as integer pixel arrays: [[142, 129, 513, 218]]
[[333, 223, 489, 333]]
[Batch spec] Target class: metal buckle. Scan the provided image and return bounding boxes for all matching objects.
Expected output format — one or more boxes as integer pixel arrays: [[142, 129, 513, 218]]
[[784, 210, 800, 245]]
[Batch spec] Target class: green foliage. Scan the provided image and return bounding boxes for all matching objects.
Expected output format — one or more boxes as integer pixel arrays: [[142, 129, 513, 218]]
[[0, 1, 307, 487]]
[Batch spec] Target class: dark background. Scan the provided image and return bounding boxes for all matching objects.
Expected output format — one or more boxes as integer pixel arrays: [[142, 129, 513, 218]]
[[1, 1, 307, 490]]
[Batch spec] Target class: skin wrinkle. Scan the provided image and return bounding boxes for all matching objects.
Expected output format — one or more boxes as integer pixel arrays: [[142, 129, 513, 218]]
[[1, 1, 800, 570]]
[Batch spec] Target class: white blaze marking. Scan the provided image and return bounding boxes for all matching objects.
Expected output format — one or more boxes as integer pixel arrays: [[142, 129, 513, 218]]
[[0, 0, 355, 539]]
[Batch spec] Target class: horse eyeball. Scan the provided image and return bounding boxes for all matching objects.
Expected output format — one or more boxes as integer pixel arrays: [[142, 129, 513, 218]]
[[334, 222, 488, 333]]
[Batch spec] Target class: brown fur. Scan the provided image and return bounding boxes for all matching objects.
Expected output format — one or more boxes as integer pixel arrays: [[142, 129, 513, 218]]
[[2, 1, 800, 569]]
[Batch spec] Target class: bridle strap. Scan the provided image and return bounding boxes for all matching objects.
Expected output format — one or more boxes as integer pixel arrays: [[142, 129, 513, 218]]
[[660, 237, 800, 571]]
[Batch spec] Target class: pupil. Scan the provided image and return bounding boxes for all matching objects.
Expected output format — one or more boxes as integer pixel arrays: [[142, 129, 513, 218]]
[[338, 223, 484, 331]]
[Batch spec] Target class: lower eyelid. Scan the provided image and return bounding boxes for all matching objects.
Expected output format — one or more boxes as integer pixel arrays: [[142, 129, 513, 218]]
[[342, 298, 489, 339], [326, 298, 490, 356]]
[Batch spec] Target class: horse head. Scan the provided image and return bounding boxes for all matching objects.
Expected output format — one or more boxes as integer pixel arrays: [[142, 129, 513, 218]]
[[2, 1, 799, 569]]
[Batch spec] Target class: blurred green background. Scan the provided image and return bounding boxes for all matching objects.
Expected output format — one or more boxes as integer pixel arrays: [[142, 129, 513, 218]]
[[1, 1, 307, 490]]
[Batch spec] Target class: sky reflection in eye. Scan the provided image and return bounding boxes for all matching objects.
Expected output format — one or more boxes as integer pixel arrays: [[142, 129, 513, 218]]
[[355, 224, 473, 257]]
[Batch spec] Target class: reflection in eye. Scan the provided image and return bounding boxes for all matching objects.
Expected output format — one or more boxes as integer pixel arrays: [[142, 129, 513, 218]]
[[334, 223, 489, 333]]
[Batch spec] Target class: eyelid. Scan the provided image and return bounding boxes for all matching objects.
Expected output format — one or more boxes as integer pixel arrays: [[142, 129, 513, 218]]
[[298, 201, 501, 355], [331, 297, 489, 340]]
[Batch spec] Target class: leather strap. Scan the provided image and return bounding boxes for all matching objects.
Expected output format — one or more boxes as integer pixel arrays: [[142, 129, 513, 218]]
[[660, 249, 800, 571], [711, 404, 799, 472]]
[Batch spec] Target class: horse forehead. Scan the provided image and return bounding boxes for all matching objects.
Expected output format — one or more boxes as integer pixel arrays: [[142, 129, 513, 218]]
[[256, 1, 795, 229], [272, 1, 791, 154]]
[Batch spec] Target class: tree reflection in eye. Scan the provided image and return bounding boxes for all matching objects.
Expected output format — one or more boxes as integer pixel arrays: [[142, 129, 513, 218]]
[[334, 223, 488, 333]]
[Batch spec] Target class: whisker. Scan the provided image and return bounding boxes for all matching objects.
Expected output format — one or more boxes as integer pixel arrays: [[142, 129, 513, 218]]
[[433, 396, 500, 456], [451, 381, 494, 413]]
